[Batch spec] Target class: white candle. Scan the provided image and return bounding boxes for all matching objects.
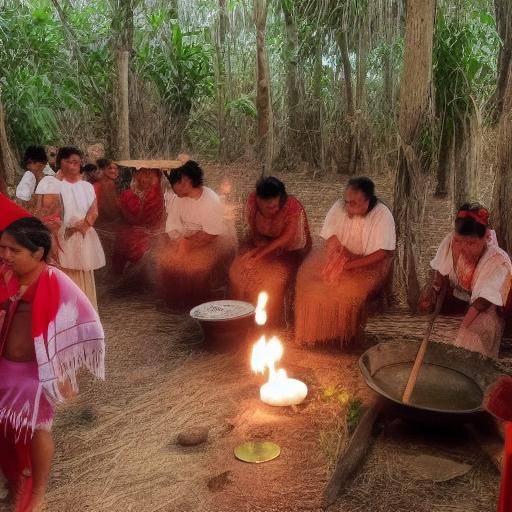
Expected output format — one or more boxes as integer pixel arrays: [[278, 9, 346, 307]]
[[260, 369, 308, 406]]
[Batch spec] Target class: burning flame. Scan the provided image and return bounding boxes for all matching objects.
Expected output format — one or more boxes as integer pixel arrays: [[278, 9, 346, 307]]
[[250, 290, 308, 406], [251, 336, 283, 381], [255, 292, 268, 326]]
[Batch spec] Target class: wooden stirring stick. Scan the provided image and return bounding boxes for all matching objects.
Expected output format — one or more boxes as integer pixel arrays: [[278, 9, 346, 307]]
[[402, 285, 447, 404]]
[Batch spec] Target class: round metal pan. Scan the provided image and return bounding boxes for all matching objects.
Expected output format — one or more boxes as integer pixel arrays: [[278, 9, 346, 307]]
[[359, 340, 504, 424]]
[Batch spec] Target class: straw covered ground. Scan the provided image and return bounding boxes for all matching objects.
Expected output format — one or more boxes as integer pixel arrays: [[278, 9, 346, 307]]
[[0, 161, 504, 511]]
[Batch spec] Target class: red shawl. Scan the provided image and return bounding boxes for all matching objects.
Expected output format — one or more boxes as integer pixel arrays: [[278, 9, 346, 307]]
[[246, 192, 311, 251]]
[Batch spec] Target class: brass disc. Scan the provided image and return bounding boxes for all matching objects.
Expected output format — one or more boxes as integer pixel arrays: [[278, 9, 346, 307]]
[[234, 441, 281, 463]]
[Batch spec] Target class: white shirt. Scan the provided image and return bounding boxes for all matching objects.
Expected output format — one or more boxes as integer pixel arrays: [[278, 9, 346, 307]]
[[165, 186, 226, 238], [431, 232, 512, 306], [35, 176, 105, 270], [15, 165, 55, 202], [320, 200, 396, 256]]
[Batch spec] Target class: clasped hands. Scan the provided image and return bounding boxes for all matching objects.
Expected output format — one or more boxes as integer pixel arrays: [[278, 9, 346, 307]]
[[321, 246, 352, 283], [64, 219, 90, 240]]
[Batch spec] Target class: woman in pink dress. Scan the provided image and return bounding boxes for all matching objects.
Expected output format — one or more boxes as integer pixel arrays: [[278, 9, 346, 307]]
[[0, 194, 105, 512]]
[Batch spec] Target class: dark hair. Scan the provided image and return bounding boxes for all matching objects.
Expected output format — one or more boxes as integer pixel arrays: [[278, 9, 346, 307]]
[[168, 160, 204, 188], [56, 146, 82, 169], [82, 163, 99, 183], [255, 176, 287, 206], [347, 176, 378, 210], [3, 217, 52, 261], [455, 203, 488, 238], [97, 158, 113, 170], [23, 146, 48, 167]]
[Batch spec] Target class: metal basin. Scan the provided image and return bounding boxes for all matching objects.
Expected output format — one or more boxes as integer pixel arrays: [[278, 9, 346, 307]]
[[359, 341, 504, 424]]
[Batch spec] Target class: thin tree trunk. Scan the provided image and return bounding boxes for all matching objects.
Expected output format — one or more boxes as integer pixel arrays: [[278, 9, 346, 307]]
[[493, 0, 512, 122], [282, 0, 301, 157], [393, 0, 436, 310], [0, 92, 17, 194], [492, 66, 512, 251], [253, 0, 273, 174], [116, 49, 131, 159], [313, 38, 325, 171], [382, 49, 393, 114], [355, 29, 368, 110], [452, 109, 481, 211], [216, 0, 229, 161], [336, 31, 354, 116], [113, 0, 134, 159]]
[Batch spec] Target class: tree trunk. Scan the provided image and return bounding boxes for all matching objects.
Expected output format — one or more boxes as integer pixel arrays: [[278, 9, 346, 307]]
[[313, 37, 325, 171], [355, 29, 368, 110], [382, 49, 393, 114], [253, 0, 273, 174], [393, 0, 436, 310], [116, 49, 131, 159], [0, 92, 17, 194], [113, 0, 134, 159], [452, 110, 481, 211], [282, 0, 301, 157], [336, 31, 354, 116], [492, 66, 512, 252], [215, 0, 229, 161], [493, 0, 512, 122]]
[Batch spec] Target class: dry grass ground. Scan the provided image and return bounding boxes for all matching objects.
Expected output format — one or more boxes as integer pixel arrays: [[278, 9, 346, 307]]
[[0, 160, 503, 511]]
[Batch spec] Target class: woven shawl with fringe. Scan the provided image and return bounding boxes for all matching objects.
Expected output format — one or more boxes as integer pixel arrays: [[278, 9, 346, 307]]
[[0, 263, 105, 405]]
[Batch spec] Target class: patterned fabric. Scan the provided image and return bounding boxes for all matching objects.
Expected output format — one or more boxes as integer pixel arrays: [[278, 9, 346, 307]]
[[229, 194, 311, 325], [0, 263, 105, 434], [112, 182, 165, 273]]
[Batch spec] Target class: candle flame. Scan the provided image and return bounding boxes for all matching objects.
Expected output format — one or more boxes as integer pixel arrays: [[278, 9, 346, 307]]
[[255, 291, 268, 326]]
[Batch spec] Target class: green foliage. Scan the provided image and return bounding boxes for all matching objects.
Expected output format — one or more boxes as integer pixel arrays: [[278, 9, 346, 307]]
[[135, 20, 214, 117], [322, 384, 362, 432], [0, 0, 112, 148], [226, 96, 258, 118], [434, 7, 499, 122]]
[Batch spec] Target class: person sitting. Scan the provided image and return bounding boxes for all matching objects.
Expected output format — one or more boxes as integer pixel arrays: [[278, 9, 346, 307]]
[[229, 177, 311, 325], [94, 159, 121, 225], [112, 167, 165, 276], [16, 146, 55, 208], [418, 203, 512, 359], [295, 177, 396, 349], [0, 195, 105, 512], [82, 163, 100, 184], [155, 160, 235, 308], [34, 146, 105, 310]]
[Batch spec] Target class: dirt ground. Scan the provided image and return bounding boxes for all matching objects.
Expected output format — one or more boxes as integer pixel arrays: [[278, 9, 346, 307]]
[[0, 161, 504, 511]]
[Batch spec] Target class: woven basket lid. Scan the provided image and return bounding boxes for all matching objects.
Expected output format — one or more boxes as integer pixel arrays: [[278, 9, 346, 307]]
[[116, 159, 182, 170], [190, 300, 255, 322]]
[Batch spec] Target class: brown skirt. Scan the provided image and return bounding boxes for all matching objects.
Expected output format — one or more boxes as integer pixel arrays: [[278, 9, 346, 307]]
[[294, 249, 390, 349], [229, 248, 305, 326], [154, 236, 235, 310]]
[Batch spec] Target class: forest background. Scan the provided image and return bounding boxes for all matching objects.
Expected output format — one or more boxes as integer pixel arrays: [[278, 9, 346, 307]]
[[0, 0, 511, 306]]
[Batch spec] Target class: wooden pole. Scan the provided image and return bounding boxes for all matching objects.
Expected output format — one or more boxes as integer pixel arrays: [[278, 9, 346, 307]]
[[402, 286, 446, 404]]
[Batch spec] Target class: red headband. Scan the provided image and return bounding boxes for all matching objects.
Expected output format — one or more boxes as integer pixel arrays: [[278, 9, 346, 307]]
[[456, 208, 489, 227]]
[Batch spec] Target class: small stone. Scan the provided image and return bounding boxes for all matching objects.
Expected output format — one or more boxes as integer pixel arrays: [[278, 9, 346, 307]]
[[207, 471, 232, 492], [177, 427, 209, 447], [80, 405, 98, 424]]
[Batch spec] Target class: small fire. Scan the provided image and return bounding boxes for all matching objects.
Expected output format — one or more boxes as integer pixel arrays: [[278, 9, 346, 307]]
[[250, 290, 308, 406], [255, 292, 268, 326], [251, 336, 283, 380]]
